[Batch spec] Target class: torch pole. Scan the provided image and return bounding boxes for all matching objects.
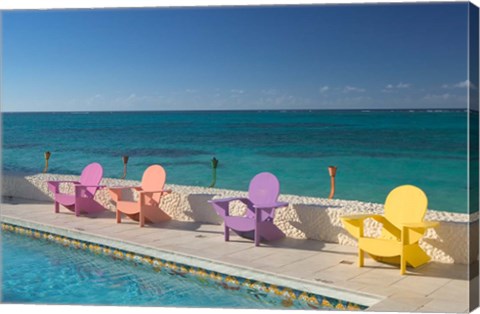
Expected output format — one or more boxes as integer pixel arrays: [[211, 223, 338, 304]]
[[209, 157, 218, 188], [121, 156, 129, 179], [43, 151, 51, 173], [328, 166, 337, 199]]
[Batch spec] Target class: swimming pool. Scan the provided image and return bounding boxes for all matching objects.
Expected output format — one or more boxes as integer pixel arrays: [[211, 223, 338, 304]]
[[1, 225, 366, 310]]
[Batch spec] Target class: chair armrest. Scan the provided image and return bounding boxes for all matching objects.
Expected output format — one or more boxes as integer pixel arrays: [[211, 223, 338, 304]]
[[108, 186, 141, 191], [47, 180, 80, 185], [47, 180, 80, 193], [108, 186, 134, 202], [75, 184, 106, 189], [208, 197, 249, 204], [341, 214, 383, 221], [74, 184, 105, 198], [253, 201, 288, 209], [138, 189, 172, 195], [341, 214, 391, 239], [401, 221, 439, 229], [399, 221, 439, 245]]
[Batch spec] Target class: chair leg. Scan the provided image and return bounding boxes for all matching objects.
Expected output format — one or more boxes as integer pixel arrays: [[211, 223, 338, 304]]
[[254, 228, 260, 246], [224, 225, 230, 242], [254, 208, 261, 247], [400, 250, 406, 275], [400, 227, 407, 275], [358, 248, 364, 267], [116, 210, 121, 224], [358, 223, 364, 267], [139, 210, 145, 227], [54, 201, 59, 213]]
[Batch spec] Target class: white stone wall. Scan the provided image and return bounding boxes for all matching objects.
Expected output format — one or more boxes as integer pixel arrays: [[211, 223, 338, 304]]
[[2, 173, 477, 265]]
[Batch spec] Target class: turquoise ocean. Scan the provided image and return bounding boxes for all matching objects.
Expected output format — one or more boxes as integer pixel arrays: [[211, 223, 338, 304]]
[[2, 110, 469, 213]]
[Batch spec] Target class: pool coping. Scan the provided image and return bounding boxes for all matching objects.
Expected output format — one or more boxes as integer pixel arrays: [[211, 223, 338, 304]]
[[1, 214, 383, 308]]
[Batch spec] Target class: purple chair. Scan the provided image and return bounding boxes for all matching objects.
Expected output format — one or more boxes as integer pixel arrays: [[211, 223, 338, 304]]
[[47, 162, 106, 216], [209, 172, 288, 246]]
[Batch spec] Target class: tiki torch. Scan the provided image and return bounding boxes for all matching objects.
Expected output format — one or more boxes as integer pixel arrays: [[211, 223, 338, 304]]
[[209, 157, 219, 188], [43, 151, 51, 173], [328, 166, 337, 199], [121, 156, 129, 179]]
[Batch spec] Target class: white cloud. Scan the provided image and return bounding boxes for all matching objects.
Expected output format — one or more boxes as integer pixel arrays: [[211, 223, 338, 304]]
[[454, 80, 474, 88], [253, 92, 312, 108], [229, 89, 245, 99], [125, 93, 136, 101], [317, 95, 373, 109], [343, 86, 365, 93], [421, 92, 467, 107], [85, 94, 104, 105], [396, 82, 411, 88], [110, 93, 171, 109], [261, 89, 277, 95], [319, 86, 330, 94], [385, 82, 411, 89], [423, 93, 451, 101], [454, 80, 469, 88], [442, 80, 476, 89]]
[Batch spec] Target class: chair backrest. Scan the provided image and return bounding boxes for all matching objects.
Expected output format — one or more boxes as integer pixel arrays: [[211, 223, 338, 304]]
[[382, 185, 428, 241], [246, 172, 280, 220], [141, 165, 166, 205], [79, 162, 103, 197], [248, 172, 280, 204]]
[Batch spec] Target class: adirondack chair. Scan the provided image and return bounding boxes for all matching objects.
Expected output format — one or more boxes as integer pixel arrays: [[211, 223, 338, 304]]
[[209, 172, 288, 246], [47, 162, 106, 216], [341, 185, 439, 274], [109, 165, 172, 227]]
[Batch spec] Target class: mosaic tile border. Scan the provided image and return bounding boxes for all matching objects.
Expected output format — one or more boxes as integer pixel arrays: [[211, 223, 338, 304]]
[[2, 222, 367, 310]]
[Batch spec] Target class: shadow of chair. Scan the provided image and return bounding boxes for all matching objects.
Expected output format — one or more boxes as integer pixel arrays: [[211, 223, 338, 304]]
[[288, 203, 347, 243], [184, 194, 222, 224]]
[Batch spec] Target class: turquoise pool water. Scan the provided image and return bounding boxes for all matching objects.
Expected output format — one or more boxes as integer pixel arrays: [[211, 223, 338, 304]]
[[2, 110, 469, 212], [0, 230, 338, 309]]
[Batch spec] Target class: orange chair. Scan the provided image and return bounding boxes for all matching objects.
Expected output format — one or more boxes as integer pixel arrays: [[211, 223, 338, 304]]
[[109, 165, 172, 227]]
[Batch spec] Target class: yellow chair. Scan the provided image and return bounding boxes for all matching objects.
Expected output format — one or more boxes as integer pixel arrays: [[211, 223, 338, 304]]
[[341, 185, 439, 275]]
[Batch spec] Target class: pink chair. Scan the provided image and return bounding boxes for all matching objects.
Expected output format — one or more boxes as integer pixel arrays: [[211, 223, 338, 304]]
[[109, 165, 172, 227], [47, 162, 106, 216], [209, 172, 288, 246]]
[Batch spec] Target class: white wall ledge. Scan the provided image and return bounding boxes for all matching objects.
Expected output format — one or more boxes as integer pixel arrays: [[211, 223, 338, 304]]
[[2, 173, 477, 265]]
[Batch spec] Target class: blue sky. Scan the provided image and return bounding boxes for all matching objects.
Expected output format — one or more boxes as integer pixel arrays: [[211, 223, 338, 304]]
[[3, 3, 471, 111]]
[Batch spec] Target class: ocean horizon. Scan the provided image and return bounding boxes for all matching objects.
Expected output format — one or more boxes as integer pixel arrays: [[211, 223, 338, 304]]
[[2, 108, 471, 114], [2, 109, 470, 213]]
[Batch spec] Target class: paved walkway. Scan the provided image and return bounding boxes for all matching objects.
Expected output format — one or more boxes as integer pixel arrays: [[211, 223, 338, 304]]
[[0, 198, 471, 312]]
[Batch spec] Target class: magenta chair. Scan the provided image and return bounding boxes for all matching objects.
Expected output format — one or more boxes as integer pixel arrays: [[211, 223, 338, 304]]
[[47, 162, 106, 216]]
